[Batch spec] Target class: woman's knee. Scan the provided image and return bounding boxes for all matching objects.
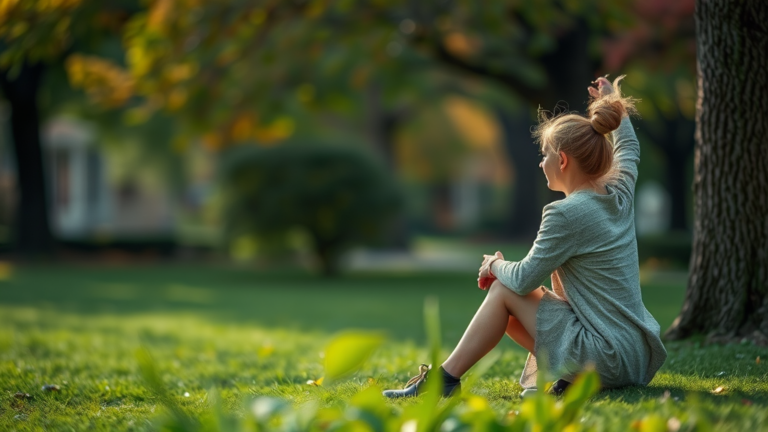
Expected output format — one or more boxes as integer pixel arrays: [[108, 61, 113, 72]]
[[488, 279, 515, 299]]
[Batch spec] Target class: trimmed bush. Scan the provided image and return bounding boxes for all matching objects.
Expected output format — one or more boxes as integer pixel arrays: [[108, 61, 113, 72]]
[[221, 144, 402, 275]]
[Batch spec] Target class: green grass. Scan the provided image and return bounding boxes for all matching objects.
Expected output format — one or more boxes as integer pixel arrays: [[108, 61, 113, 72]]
[[1, 264, 767, 431]]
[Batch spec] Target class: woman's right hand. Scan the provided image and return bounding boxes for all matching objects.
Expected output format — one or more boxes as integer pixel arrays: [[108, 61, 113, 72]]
[[588, 76, 614, 99]]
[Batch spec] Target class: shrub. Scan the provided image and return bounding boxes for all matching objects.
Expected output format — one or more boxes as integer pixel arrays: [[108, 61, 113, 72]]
[[221, 144, 402, 275]]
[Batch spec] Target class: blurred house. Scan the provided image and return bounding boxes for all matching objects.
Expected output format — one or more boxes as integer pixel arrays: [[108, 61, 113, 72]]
[[0, 114, 175, 244], [43, 117, 175, 241]]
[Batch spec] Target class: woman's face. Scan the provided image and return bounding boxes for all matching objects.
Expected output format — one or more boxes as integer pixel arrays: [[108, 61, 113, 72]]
[[539, 148, 562, 191]]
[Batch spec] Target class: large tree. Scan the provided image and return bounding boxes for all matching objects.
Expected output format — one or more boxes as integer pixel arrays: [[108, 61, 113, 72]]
[[665, 0, 768, 344], [0, 0, 139, 256]]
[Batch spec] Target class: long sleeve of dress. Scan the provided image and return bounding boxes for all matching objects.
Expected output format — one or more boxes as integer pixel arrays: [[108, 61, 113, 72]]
[[492, 206, 577, 296], [610, 117, 640, 208]]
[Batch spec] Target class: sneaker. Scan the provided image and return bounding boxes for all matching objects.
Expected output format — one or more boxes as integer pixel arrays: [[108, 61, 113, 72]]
[[382, 364, 461, 398], [549, 379, 571, 396], [519, 379, 570, 398]]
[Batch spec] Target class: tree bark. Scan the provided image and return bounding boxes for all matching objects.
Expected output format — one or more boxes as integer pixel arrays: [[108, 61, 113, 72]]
[[0, 62, 55, 257], [666, 0, 768, 344], [364, 82, 410, 249], [423, 19, 599, 239], [496, 21, 594, 239], [493, 106, 542, 240]]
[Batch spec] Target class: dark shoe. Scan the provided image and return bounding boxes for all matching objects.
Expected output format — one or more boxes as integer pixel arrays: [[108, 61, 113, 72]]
[[548, 379, 571, 396], [382, 364, 461, 399]]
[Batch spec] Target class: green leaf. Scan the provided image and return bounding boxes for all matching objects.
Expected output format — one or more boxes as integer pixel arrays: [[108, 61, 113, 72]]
[[324, 331, 385, 382], [135, 346, 195, 429], [424, 296, 441, 368], [350, 384, 383, 405], [559, 368, 601, 424], [561, 368, 600, 405]]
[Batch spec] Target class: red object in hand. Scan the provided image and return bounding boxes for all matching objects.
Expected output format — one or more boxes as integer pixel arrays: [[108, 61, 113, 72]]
[[478, 276, 496, 290]]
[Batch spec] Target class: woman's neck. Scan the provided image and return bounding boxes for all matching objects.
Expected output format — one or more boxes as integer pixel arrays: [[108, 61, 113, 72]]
[[564, 178, 607, 197]]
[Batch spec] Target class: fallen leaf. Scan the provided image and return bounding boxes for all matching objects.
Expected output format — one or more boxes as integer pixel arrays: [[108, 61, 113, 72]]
[[14, 392, 31, 399], [42, 384, 60, 392], [712, 386, 725, 394], [306, 377, 324, 386], [757, 356, 761, 364]]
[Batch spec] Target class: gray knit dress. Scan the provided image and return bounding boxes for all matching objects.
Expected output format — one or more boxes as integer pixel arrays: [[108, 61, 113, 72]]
[[493, 116, 667, 389]]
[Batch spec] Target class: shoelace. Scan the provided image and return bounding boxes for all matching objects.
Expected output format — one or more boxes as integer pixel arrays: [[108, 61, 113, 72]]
[[405, 364, 431, 387]]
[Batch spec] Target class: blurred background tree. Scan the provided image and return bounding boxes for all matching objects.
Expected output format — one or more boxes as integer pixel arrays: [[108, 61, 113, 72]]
[[1, 0, 702, 277], [0, 0, 143, 256], [68, 0, 641, 239]]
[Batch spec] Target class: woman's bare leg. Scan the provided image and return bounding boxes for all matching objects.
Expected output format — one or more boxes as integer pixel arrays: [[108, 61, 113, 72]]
[[442, 281, 544, 377], [506, 316, 535, 353]]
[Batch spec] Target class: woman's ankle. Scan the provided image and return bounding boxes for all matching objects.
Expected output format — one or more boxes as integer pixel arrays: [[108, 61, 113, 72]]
[[439, 365, 462, 383]]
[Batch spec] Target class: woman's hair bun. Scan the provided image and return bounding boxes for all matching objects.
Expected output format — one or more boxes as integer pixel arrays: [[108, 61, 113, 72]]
[[590, 100, 624, 135], [587, 75, 638, 135]]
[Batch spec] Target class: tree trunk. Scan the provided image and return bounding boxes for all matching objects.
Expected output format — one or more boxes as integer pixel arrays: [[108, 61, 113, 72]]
[[364, 83, 410, 249], [665, 136, 693, 232], [0, 62, 55, 257], [646, 115, 696, 232], [494, 106, 543, 240], [429, 19, 599, 240], [666, 0, 768, 344], [498, 20, 594, 240]]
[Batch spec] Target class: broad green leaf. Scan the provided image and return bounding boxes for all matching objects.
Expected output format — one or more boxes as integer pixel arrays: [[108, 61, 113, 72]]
[[560, 368, 601, 423], [324, 331, 385, 382], [350, 384, 388, 418], [424, 296, 441, 368], [135, 346, 195, 429]]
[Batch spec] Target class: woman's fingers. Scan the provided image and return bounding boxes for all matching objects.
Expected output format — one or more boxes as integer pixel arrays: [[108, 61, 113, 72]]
[[589, 76, 613, 98], [597, 77, 613, 95]]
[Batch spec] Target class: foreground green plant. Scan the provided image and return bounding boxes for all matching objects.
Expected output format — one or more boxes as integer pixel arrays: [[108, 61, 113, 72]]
[[2, 266, 766, 431], [141, 298, 608, 432]]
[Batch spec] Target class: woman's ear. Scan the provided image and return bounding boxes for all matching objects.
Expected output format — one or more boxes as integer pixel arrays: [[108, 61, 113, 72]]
[[559, 151, 568, 172]]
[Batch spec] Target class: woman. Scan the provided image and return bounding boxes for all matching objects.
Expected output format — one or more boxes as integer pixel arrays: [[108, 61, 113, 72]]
[[383, 76, 667, 398]]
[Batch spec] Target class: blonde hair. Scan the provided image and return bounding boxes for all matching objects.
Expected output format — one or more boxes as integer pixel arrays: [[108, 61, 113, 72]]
[[533, 75, 638, 184]]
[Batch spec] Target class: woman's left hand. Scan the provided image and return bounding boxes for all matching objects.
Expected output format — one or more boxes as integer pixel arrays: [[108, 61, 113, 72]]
[[478, 251, 504, 280]]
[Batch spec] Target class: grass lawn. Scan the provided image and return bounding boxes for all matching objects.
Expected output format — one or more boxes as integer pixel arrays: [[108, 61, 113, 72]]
[[1, 263, 767, 431]]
